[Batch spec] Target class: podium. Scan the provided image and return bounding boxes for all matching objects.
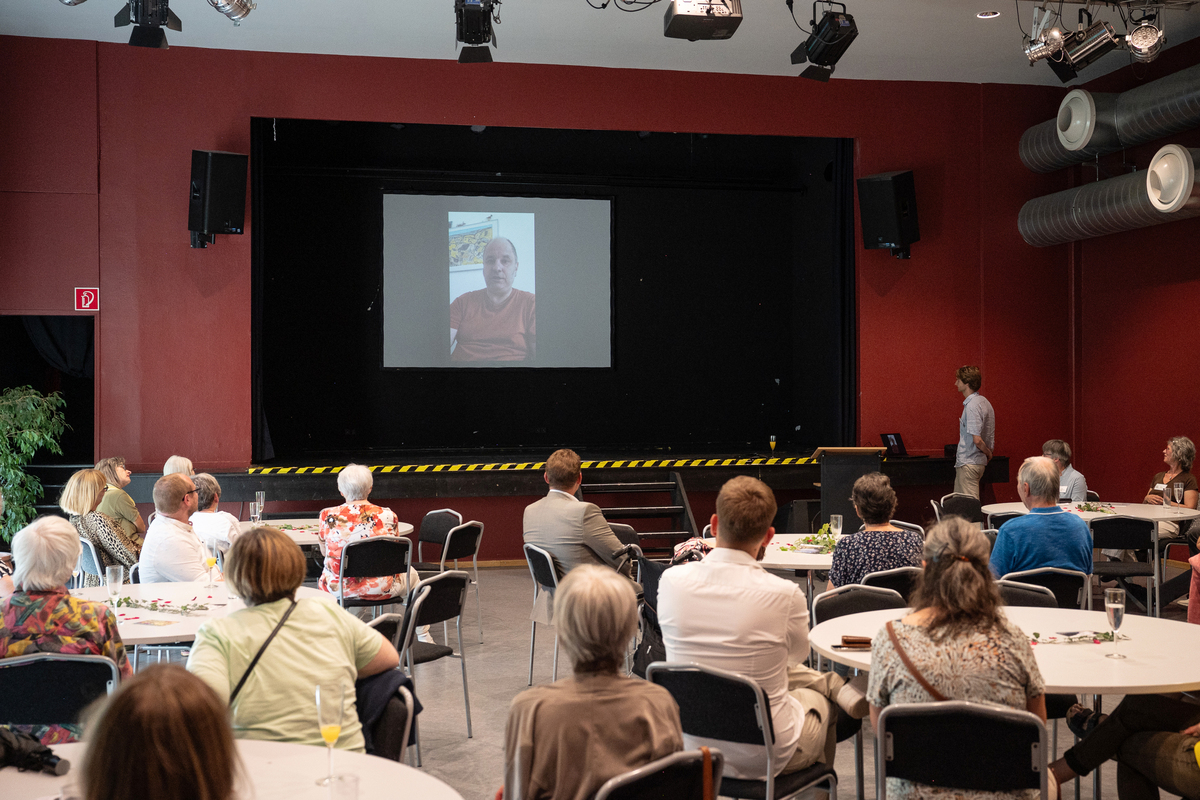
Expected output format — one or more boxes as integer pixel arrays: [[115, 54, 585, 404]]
[[812, 447, 885, 528]]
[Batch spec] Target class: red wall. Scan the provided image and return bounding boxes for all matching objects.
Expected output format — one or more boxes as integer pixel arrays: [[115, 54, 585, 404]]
[[9, 34, 1173, 511]]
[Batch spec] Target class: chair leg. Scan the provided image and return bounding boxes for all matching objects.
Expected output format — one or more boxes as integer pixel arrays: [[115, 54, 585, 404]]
[[552, 631, 559, 682], [457, 617, 473, 738], [528, 618, 537, 686], [474, 562, 483, 643], [854, 727, 864, 800]]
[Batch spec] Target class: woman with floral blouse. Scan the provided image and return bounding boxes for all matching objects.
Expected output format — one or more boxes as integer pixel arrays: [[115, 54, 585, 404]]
[[829, 472, 923, 588]]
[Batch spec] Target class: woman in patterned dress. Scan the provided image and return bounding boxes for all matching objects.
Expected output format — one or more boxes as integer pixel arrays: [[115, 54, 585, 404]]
[[0, 516, 133, 743], [867, 516, 1046, 800], [60, 469, 139, 588], [829, 472, 923, 587]]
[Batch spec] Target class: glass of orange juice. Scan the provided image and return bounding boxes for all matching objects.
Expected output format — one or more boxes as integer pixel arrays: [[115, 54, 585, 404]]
[[316, 682, 345, 785]]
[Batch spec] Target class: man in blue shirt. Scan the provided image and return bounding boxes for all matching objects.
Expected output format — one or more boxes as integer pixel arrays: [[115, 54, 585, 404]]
[[990, 456, 1093, 578], [1042, 438, 1089, 503], [954, 365, 995, 499]]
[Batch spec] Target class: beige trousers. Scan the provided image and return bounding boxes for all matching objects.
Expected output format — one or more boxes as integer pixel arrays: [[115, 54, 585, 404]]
[[954, 463, 985, 499], [781, 665, 846, 773]]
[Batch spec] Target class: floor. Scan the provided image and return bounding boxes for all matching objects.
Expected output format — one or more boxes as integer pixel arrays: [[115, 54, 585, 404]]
[[402, 567, 1186, 800]]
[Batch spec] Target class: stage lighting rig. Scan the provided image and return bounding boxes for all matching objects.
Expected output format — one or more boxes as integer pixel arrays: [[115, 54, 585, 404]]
[[1021, 3, 1170, 81], [456, 0, 501, 63], [208, 0, 256, 25], [788, 1, 858, 82], [114, 0, 182, 49]]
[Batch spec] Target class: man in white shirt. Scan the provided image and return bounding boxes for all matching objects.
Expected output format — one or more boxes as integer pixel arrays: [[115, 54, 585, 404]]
[[189, 472, 242, 552], [140, 473, 209, 582], [658, 476, 868, 780]]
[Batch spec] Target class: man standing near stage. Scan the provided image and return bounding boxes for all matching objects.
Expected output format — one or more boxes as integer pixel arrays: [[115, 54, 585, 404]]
[[954, 365, 994, 499]]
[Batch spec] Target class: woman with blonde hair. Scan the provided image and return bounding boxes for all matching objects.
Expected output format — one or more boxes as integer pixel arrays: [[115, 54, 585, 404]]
[[83, 664, 240, 800], [60, 468, 139, 587], [867, 517, 1046, 800]]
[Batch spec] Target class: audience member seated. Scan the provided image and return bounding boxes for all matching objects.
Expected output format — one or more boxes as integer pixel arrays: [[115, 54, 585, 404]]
[[659, 476, 868, 780], [1140, 436, 1199, 552], [82, 664, 241, 800], [94, 456, 147, 547], [139, 473, 208, 583], [504, 565, 682, 800], [318, 463, 422, 605], [163, 454, 195, 476], [829, 472, 922, 587], [989, 456, 1092, 578], [187, 526, 399, 750], [0, 516, 132, 744], [59, 468, 140, 587], [868, 517, 1046, 800], [1049, 695, 1200, 800], [1042, 439, 1087, 504], [190, 473, 242, 553]]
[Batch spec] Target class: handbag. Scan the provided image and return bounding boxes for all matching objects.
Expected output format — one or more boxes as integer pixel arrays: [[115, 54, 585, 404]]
[[885, 620, 947, 702], [229, 598, 298, 705]]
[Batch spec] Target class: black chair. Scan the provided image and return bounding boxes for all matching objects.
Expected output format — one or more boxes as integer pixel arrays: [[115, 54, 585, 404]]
[[939, 493, 985, 525], [875, 701, 1047, 799], [409, 509, 463, 571], [0, 653, 120, 731], [1090, 516, 1159, 616], [631, 545, 672, 678], [355, 674, 416, 763], [888, 520, 925, 537], [77, 536, 103, 587], [609, 522, 640, 546], [647, 662, 839, 800], [524, 543, 560, 685], [981, 528, 998, 555], [335, 536, 413, 614], [1086, 490, 1100, 502], [987, 512, 1022, 530], [594, 748, 725, 800], [812, 584, 905, 800], [411, 518, 484, 643], [1001, 567, 1091, 610], [861, 566, 921, 603], [129, 562, 140, 584], [996, 579, 1057, 608]]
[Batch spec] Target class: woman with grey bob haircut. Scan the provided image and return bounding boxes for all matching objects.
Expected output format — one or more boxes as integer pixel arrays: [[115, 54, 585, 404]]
[[503, 565, 683, 800], [189, 473, 242, 552], [11, 516, 82, 591]]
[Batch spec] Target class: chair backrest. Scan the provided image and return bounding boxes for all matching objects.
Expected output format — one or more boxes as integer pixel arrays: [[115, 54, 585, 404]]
[[1085, 490, 1100, 502], [876, 700, 1047, 798], [647, 662, 774, 747], [981, 528, 998, 555], [129, 562, 141, 584], [701, 523, 712, 538], [890, 520, 925, 537], [929, 499, 942, 521], [410, 570, 470, 628], [78, 536, 103, 577], [442, 521, 484, 563], [861, 566, 922, 602], [609, 522, 639, 547], [338, 536, 412, 584], [417, 508, 463, 549], [524, 543, 559, 592], [1001, 567, 1089, 610], [987, 512, 1022, 530], [637, 553, 671, 612], [812, 584, 905, 626], [367, 611, 406, 650], [0, 653, 120, 725], [1089, 516, 1156, 551], [996, 579, 1058, 608], [939, 493, 985, 524], [595, 748, 725, 800]]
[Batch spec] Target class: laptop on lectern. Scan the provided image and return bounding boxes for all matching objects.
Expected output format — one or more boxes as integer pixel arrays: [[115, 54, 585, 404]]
[[880, 433, 927, 459]]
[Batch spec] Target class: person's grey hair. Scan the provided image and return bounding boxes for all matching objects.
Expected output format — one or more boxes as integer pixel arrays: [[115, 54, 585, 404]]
[[193, 473, 222, 511], [163, 455, 194, 477], [1019, 456, 1060, 504], [553, 565, 638, 674], [337, 463, 373, 501], [12, 516, 82, 591], [1169, 436, 1196, 472], [1041, 439, 1072, 467]]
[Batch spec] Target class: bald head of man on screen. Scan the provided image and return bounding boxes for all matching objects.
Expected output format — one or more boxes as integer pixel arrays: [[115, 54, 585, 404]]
[[450, 236, 536, 362]]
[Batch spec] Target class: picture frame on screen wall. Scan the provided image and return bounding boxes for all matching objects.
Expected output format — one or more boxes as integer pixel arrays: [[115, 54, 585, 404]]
[[449, 219, 498, 272]]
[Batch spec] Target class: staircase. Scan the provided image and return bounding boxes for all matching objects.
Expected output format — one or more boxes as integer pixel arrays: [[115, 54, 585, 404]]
[[582, 471, 699, 559]]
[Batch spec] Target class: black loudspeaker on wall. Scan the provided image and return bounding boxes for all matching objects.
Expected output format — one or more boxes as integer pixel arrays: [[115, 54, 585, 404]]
[[188, 150, 249, 249], [857, 169, 919, 259]]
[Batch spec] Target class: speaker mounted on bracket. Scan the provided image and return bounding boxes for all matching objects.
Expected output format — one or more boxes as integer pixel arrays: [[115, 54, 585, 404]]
[[188, 150, 248, 249], [856, 169, 919, 259]]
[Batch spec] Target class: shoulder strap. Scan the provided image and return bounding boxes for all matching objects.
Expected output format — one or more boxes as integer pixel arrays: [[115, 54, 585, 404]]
[[886, 620, 948, 702], [701, 746, 713, 800], [229, 598, 298, 706]]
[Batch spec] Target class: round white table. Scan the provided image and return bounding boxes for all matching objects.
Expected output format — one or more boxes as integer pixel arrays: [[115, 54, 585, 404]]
[[703, 534, 833, 609], [239, 518, 415, 547], [980, 501, 1200, 528], [809, 605, 1200, 695], [73, 582, 335, 646], [1, 738, 463, 800]]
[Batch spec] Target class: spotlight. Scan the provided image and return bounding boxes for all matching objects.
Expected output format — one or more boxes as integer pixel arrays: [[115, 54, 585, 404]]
[[114, 0, 182, 49], [455, 0, 500, 63], [58, 0, 89, 5], [208, 0, 256, 25], [1047, 19, 1120, 82], [789, 1, 858, 82], [1024, 27, 1065, 63], [1127, 22, 1165, 63]]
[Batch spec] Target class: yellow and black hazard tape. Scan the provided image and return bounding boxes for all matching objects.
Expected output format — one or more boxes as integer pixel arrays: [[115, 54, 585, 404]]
[[248, 456, 815, 475]]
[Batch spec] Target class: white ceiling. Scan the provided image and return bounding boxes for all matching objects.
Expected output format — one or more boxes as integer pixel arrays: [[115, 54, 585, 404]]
[[2, 0, 1198, 85]]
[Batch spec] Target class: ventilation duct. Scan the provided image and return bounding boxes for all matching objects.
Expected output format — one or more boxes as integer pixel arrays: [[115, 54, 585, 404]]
[[1018, 144, 1200, 246], [1019, 63, 1200, 173]]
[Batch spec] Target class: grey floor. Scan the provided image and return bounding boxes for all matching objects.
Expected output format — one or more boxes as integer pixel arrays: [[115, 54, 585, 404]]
[[399, 567, 1184, 800]]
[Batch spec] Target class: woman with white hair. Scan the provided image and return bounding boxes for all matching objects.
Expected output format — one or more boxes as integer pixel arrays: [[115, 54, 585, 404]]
[[163, 455, 195, 477], [0, 516, 133, 743], [504, 565, 683, 800], [60, 468, 140, 587], [317, 464, 420, 603], [190, 473, 242, 552]]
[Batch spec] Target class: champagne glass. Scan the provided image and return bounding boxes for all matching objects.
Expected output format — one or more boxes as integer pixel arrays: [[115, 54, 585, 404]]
[[203, 542, 219, 589], [1175, 482, 1185, 506], [315, 682, 345, 786], [830, 514, 843, 539], [105, 565, 123, 600], [1105, 588, 1126, 659], [1164, 484, 1173, 508], [256, 490, 266, 519]]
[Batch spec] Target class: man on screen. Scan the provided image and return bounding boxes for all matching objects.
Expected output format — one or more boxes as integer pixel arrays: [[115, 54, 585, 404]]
[[450, 236, 536, 362]]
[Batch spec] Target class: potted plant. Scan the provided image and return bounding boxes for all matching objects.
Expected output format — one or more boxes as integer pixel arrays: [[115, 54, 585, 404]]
[[0, 386, 68, 543]]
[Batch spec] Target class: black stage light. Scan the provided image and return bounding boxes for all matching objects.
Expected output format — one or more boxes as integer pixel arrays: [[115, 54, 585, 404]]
[[456, 0, 499, 63], [114, 0, 182, 49], [458, 46, 494, 63], [791, 1, 858, 81]]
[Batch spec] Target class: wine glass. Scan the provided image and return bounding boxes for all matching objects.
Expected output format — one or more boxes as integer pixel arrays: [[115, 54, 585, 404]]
[[256, 491, 266, 519], [105, 565, 123, 601], [830, 514, 843, 538], [1164, 484, 1173, 508], [1105, 588, 1126, 659], [315, 682, 345, 786], [1175, 482, 1185, 506], [203, 542, 219, 589]]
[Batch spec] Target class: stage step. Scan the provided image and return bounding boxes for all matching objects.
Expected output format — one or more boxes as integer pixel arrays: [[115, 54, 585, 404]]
[[583, 481, 676, 493], [601, 505, 684, 518]]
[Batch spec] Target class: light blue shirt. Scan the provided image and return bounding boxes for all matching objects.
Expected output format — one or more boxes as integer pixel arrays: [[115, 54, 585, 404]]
[[955, 392, 995, 467], [1059, 464, 1088, 503]]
